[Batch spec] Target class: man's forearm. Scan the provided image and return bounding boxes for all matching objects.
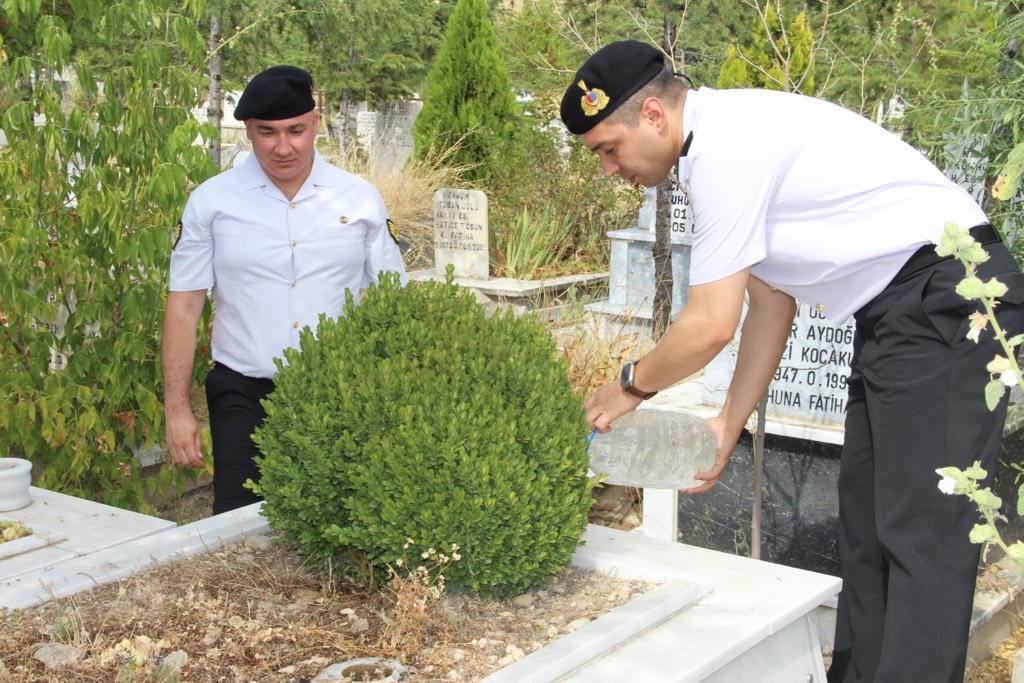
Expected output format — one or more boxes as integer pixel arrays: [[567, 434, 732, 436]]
[[635, 308, 735, 391], [161, 291, 206, 414], [720, 280, 796, 432], [632, 269, 751, 393]]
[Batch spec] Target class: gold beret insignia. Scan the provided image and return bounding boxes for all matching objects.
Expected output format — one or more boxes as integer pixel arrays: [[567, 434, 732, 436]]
[[578, 80, 609, 117]]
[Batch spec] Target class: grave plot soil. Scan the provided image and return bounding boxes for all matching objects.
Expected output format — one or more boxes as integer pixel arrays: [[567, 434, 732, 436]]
[[0, 537, 654, 682]]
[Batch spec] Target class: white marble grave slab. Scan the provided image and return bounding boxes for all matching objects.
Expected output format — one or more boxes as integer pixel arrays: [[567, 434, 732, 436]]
[[0, 487, 175, 586], [0, 530, 66, 561]]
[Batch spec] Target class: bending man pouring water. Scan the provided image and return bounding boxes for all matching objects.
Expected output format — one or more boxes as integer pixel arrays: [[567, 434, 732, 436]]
[[561, 40, 1024, 682]]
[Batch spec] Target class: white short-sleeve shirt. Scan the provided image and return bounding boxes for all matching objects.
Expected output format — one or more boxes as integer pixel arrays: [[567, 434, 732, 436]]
[[677, 88, 987, 323], [170, 152, 408, 378]]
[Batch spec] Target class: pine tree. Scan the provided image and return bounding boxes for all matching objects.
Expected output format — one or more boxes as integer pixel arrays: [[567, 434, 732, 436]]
[[412, 0, 518, 180]]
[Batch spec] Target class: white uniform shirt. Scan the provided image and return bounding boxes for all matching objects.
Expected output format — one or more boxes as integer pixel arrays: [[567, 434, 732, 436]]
[[677, 87, 987, 323], [170, 152, 408, 378]]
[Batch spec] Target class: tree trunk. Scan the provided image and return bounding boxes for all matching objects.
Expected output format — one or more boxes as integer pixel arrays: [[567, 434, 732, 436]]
[[206, 11, 222, 168], [652, 179, 674, 339], [651, 13, 677, 339], [336, 31, 357, 159]]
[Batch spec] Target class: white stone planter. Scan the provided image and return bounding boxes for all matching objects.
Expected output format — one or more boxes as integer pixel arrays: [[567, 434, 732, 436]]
[[0, 458, 32, 512]]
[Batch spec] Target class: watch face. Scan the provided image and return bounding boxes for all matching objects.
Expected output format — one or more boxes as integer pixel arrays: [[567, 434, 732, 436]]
[[619, 361, 655, 400], [620, 362, 634, 388]]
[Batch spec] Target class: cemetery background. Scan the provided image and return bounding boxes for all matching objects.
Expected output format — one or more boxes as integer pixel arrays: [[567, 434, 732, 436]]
[[3, 0, 1024, 679]]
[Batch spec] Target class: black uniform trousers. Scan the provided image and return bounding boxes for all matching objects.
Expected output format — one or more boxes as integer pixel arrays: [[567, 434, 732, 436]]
[[205, 362, 275, 514], [828, 229, 1024, 683]]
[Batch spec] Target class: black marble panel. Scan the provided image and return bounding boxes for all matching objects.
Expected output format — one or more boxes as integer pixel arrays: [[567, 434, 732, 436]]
[[676, 431, 842, 576], [676, 428, 1024, 576]]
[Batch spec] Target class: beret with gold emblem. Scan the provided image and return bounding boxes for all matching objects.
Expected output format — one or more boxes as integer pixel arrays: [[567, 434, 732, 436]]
[[559, 40, 666, 135], [234, 65, 316, 121]]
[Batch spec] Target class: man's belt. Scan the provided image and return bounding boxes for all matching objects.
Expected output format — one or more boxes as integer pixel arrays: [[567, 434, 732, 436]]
[[892, 223, 1000, 284]]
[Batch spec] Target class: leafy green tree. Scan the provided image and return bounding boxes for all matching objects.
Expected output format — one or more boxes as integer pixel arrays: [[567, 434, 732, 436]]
[[213, 0, 445, 109], [717, 2, 815, 94], [0, 0, 217, 510], [412, 0, 519, 181], [906, 3, 1023, 259]]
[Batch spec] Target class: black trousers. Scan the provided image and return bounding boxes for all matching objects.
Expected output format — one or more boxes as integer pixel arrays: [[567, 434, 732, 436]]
[[828, 238, 1024, 682], [205, 362, 275, 514]]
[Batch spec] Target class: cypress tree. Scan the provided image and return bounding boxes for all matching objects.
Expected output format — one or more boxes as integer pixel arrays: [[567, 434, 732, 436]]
[[412, 0, 518, 180]]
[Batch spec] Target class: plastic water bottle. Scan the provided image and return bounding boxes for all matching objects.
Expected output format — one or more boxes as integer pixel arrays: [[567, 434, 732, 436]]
[[588, 409, 717, 489]]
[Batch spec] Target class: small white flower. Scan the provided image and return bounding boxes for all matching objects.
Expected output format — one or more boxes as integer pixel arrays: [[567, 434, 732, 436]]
[[938, 476, 957, 495], [1000, 369, 1019, 387], [966, 311, 988, 343]]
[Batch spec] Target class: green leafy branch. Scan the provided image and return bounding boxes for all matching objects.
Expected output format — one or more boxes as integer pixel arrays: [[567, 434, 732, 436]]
[[934, 141, 1024, 567], [936, 462, 1024, 565], [935, 222, 1024, 410]]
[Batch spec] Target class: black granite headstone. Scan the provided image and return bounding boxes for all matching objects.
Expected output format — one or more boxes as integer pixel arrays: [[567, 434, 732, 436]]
[[676, 432, 842, 576]]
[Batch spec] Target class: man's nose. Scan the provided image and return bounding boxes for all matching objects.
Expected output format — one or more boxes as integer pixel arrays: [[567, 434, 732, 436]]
[[273, 134, 290, 154], [600, 157, 619, 178]]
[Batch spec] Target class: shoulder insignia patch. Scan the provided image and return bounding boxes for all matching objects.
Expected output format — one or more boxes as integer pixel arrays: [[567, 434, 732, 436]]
[[171, 220, 182, 251], [386, 218, 400, 245]]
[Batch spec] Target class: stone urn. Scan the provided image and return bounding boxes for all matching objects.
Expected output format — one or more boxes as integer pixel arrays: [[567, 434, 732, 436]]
[[0, 458, 32, 512]]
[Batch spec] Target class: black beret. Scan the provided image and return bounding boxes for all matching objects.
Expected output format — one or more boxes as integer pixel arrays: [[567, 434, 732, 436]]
[[560, 40, 666, 135], [233, 65, 315, 121]]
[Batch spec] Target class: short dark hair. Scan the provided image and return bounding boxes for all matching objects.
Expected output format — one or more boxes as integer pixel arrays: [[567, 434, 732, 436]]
[[607, 65, 687, 127]]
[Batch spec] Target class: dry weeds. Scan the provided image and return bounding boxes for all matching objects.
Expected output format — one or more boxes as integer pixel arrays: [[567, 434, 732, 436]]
[[967, 621, 1023, 683], [1, 537, 654, 682], [318, 143, 472, 271], [551, 310, 652, 399]]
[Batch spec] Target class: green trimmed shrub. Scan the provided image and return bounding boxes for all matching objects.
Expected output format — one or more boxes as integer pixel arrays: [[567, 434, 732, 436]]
[[252, 273, 594, 597]]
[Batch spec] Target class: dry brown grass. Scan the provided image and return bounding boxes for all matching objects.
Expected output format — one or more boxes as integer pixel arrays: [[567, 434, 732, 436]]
[[967, 619, 1023, 682], [0, 538, 653, 682], [318, 143, 472, 271], [551, 310, 652, 398]]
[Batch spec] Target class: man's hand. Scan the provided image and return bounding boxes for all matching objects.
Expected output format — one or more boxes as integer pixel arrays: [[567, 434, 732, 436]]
[[683, 414, 742, 494], [585, 380, 642, 432], [162, 289, 207, 468], [165, 409, 204, 468]]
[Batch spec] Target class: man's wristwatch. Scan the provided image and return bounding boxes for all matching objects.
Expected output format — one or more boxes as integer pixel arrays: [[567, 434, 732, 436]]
[[620, 360, 657, 401]]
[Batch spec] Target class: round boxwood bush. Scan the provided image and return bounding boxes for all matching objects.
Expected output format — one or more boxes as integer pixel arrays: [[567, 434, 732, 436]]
[[252, 273, 594, 596]]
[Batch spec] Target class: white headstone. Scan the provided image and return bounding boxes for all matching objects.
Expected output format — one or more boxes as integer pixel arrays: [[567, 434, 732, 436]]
[[704, 303, 855, 429], [637, 183, 696, 244], [433, 188, 489, 280], [355, 111, 378, 153]]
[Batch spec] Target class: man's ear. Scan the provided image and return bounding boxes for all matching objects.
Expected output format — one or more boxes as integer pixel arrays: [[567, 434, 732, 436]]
[[639, 97, 667, 130]]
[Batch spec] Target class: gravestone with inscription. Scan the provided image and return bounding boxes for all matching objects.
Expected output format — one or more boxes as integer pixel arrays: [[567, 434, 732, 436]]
[[596, 182, 695, 319], [703, 304, 855, 430], [355, 111, 378, 154], [433, 188, 489, 280]]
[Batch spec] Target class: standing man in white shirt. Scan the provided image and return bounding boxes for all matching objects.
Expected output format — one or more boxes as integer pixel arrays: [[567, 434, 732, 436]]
[[561, 41, 1024, 682], [163, 65, 407, 514]]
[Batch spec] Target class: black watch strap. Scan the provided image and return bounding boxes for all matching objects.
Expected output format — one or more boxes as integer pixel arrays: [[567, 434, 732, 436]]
[[620, 360, 657, 400]]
